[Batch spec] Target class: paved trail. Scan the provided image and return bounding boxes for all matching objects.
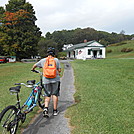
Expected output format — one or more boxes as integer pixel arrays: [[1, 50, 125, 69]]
[[22, 60, 75, 134]]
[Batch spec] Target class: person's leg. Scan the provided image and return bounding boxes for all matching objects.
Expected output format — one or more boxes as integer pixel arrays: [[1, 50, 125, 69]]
[[43, 84, 51, 117], [51, 82, 60, 115], [52, 95, 58, 110], [52, 95, 59, 115], [43, 83, 52, 107], [44, 97, 51, 108]]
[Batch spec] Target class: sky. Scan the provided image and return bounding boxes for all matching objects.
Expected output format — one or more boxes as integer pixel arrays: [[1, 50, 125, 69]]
[[1, 0, 134, 36]]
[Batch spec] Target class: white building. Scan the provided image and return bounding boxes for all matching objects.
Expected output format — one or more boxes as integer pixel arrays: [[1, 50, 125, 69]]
[[62, 44, 73, 51], [7, 56, 16, 62], [65, 40, 106, 59]]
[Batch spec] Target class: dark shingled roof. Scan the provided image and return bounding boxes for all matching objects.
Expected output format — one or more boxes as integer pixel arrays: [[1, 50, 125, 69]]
[[65, 40, 105, 51]]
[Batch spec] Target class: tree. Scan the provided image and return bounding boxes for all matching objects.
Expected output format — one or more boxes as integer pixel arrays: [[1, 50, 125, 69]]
[[38, 37, 58, 57], [120, 30, 125, 35], [0, 0, 42, 60], [46, 32, 52, 39], [0, 7, 5, 24]]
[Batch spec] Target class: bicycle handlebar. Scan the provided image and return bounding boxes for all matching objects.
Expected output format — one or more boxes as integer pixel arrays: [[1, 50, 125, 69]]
[[31, 70, 42, 75], [14, 70, 42, 88], [31, 70, 39, 73], [15, 83, 33, 88]]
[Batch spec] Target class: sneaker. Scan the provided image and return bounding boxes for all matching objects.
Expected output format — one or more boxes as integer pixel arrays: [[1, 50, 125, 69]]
[[53, 109, 59, 116], [43, 108, 49, 118]]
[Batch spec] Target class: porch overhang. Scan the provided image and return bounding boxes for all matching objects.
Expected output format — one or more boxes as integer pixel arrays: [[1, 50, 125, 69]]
[[90, 48, 101, 51]]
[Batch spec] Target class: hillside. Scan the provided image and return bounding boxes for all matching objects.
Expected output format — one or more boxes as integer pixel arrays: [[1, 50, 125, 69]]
[[106, 40, 134, 58]]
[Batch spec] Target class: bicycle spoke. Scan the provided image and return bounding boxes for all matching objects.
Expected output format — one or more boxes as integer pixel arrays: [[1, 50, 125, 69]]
[[3, 110, 16, 127], [0, 106, 18, 134]]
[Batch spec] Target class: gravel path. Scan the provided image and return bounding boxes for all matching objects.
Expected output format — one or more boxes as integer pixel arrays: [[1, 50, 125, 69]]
[[22, 60, 75, 134]]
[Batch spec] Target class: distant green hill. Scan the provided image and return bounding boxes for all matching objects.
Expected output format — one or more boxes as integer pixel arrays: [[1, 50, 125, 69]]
[[106, 40, 134, 58]]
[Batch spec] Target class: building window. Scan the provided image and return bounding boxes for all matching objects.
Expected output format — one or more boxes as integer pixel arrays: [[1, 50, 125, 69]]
[[88, 49, 91, 55], [99, 50, 102, 55]]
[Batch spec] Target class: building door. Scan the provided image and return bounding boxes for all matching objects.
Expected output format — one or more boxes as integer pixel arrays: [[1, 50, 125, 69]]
[[68, 52, 70, 58], [93, 51, 97, 58], [73, 51, 75, 58]]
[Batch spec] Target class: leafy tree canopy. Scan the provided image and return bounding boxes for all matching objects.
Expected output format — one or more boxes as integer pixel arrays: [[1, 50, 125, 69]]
[[0, 0, 42, 60]]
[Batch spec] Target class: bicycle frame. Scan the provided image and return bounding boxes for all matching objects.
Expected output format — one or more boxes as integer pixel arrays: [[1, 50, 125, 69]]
[[23, 82, 42, 112], [14, 70, 43, 113], [23, 70, 43, 112]]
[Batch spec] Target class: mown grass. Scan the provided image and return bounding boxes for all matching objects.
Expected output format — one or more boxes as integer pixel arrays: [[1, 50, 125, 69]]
[[0, 61, 64, 134], [106, 40, 134, 58], [0, 62, 40, 133], [67, 59, 134, 134], [0, 62, 39, 110]]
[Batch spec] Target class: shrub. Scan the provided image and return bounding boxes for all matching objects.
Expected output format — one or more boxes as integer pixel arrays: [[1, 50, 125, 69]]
[[116, 41, 127, 46], [107, 49, 112, 53], [121, 48, 133, 52], [57, 52, 67, 58]]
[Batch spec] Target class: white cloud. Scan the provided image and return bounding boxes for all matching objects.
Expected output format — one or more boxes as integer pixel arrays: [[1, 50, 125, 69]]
[[1, 0, 134, 35]]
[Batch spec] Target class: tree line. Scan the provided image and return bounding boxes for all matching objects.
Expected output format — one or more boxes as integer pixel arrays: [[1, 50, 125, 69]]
[[38, 28, 133, 57], [0, 0, 134, 59]]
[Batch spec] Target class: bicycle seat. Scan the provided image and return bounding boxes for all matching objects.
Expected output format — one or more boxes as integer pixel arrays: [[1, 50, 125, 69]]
[[9, 86, 21, 93], [27, 80, 36, 85]]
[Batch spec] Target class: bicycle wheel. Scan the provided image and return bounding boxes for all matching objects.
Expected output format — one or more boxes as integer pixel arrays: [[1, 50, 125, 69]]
[[0, 105, 18, 134], [38, 89, 45, 109]]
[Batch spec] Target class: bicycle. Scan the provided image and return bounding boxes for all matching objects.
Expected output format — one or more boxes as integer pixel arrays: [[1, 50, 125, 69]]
[[0, 70, 45, 134]]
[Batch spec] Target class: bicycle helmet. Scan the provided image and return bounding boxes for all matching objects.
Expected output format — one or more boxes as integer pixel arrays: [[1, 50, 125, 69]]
[[47, 47, 55, 56]]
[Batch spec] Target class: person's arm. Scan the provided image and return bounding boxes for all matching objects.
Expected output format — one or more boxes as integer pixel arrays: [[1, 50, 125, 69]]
[[56, 59, 61, 75], [31, 64, 37, 70], [58, 68, 61, 76], [31, 59, 43, 70]]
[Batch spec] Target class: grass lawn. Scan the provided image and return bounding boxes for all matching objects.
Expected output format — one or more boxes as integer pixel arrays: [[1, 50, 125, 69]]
[[0, 62, 64, 134], [0, 62, 40, 133], [0, 62, 39, 110], [67, 59, 134, 134], [106, 40, 134, 58]]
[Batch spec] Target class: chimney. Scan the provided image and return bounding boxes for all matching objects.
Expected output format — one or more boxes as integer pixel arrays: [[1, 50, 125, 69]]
[[84, 39, 87, 43]]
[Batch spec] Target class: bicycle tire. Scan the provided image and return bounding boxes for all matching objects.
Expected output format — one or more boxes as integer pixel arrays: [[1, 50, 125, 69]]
[[38, 90, 45, 109], [0, 105, 18, 134]]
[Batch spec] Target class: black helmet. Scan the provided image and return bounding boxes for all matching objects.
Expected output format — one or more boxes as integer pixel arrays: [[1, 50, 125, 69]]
[[47, 47, 55, 53], [47, 47, 55, 56]]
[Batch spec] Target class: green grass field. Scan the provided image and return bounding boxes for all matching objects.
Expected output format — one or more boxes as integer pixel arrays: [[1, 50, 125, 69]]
[[0, 63, 40, 110], [106, 40, 134, 58], [0, 62, 64, 133], [67, 59, 134, 134], [0, 62, 41, 133], [0, 40, 134, 134]]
